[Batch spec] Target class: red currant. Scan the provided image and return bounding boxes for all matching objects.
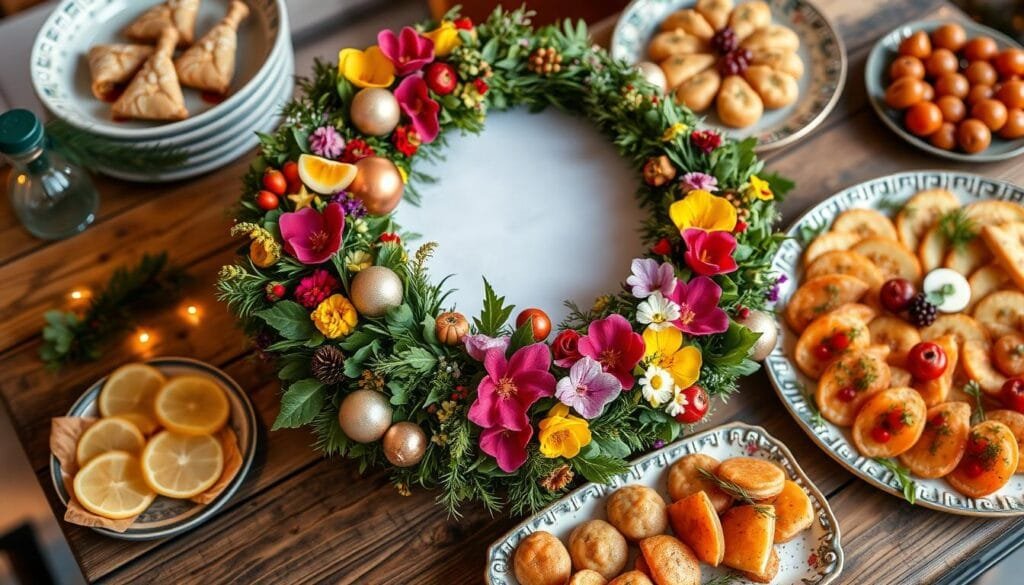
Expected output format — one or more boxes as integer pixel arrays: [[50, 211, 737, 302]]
[[886, 409, 907, 431], [674, 386, 710, 424], [964, 459, 985, 478], [871, 427, 892, 443], [829, 332, 851, 352], [1001, 378, 1024, 413], [813, 343, 833, 361], [907, 342, 947, 381], [880, 278, 917, 313], [255, 190, 279, 210], [967, 437, 988, 456], [837, 387, 857, 402]]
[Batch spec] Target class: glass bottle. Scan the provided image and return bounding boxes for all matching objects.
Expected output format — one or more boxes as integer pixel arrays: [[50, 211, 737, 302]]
[[0, 109, 99, 240]]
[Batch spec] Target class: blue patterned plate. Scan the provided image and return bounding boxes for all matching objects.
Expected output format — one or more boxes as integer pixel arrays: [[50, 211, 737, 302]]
[[50, 357, 258, 540], [485, 422, 843, 584], [611, 0, 846, 151], [766, 171, 1024, 517]]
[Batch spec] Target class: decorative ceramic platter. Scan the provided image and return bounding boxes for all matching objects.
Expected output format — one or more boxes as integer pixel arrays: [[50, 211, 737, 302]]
[[865, 19, 1024, 162], [485, 422, 843, 584], [50, 357, 258, 540], [766, 170, 1024, 517], [611, 0, 846, 151]]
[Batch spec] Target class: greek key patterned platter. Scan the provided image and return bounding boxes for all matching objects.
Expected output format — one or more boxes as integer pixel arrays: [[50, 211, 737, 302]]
[[611, 0, 846, 151], [485, 422, 843, 584], [766, 171, 1024, 517], [50, 357, 259, 540]]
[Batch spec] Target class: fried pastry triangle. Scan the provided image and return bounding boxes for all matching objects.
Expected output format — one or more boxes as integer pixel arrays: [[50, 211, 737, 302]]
[[87, 44, 154, 100], [175, 0, 250, 94], [112, 27, 189, 121], [123, 0, 200, 46]]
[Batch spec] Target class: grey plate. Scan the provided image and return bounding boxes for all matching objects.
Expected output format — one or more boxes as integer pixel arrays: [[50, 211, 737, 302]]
[[50, 357, 258, 540], [865, 20, 1024, 162], [611, 0, 847, 152], [766, 170, 1024, 517], [485, 422, 843, 584]]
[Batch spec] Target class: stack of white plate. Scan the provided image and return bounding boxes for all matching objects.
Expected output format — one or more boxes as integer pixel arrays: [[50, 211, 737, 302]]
[[30, 0, 293, 182]]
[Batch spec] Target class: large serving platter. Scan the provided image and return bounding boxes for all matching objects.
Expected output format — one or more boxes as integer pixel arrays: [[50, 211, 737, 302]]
[[766, 170, 1024, 517], [485, 422, 843, 584]]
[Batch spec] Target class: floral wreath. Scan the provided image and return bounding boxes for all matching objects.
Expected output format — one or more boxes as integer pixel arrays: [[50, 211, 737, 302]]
[[217, 7, 790, 515]]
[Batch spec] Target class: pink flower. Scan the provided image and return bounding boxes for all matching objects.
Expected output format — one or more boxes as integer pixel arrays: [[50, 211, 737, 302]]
[[467, 343, 555, 431], [578, 314, 645, 390], [666, 276, 729, 336], [463, 334, 510, 362], [555, 357, 622, 419], [479, 425, 532, 473], [377, 27, 435, 76], [682, 228, 738, 276], [294, 269, 339, 308], [394, 76, 440, 144], [309, 126, 345, 159], [278, 203, 345, 264], [552, 330, 582, 368], [626, 258, 676, 299], [680, 172, 718, 192]]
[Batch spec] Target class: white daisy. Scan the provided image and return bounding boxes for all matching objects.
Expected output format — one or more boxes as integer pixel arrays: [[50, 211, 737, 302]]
[[665, 386, 691, 417], [636, 292, 681, 331], [639, 364, 675, 408]]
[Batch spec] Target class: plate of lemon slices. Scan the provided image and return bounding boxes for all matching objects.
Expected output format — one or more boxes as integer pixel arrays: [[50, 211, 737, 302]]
[[50, 357, 257, 540]]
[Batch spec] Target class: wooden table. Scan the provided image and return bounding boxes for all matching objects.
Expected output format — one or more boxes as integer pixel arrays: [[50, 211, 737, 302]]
[[2, 0, 1023, 582]]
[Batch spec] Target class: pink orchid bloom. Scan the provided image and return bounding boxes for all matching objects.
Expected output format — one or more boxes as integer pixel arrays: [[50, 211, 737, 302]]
[[577, 314, 645, 390], [666, 276, 730, 336], [479, 425, 532, 473], [377, 27, 435, 76], [467, 343, 555, 431], [682, 228, 738, 276], [463, 333, 510, 362], [555, 356, 622, 419], [278, 203, 345, 265], [394, 75, 440, 144], [626, 258, 676, 299]]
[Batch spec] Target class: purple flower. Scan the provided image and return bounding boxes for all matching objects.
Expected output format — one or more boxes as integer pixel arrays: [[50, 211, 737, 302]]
[[653, 439, 666, 449], [377, 27, 435, 76], [680, 172, 718, 193], [626, 258, 676, 299], [309, 126, 345, 159], [767, 284, 781, 302], [463, 334, 510, 362], [333, 192, 366, 218], [394, 76, 440, 144], [555, 357, 622, 419], [665, 276, 730, 336]]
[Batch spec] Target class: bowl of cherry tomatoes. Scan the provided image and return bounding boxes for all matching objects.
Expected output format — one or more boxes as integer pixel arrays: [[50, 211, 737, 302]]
[[866, 20, 1024, 161]]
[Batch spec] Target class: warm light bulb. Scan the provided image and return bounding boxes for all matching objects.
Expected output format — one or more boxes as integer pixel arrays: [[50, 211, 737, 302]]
[[70, 290, 83, 300], [138, 331, 151, 344], [16, 174, 26, 185], [186, 305, 198, 315]]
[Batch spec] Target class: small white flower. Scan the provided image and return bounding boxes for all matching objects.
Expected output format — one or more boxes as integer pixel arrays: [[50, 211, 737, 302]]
[[636, 292, 681, 331], [639, 364, 675, 408], [665, 386, 691, 417]]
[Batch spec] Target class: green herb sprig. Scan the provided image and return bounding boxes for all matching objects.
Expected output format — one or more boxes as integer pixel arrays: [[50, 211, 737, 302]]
[[874, 458, 917, 504]]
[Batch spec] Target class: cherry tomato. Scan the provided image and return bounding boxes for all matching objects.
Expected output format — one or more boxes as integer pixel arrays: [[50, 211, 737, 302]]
[[890, 55, 926, 80], [885, 77, 926, 109], [515, 308, 552, 341], [965, 61, 998, 86], [880, 278, 917, 312], [871, 426, 892, 443], [957, 118, 992, 153], [930, 122, 958, 150], [936, 95, 966, 122], [899, 31, 932, 60], [925, 48, 959, 78], [932, 23, 967, 52], [1000, 108, 1024, 139], [934, 73, 969, 99], [838, 387, 857, 402], [829, 332, 851, 352], [966, 84, 993, 107], [262, 169, 287, 196], [972, 98, 1009, 131], [996, 80, 1024, 109], [907, 341, 948, 380], [255, 190, 279, 210], [674, 386, 709, 424], [994, 48, 1024, 79], [964, 36, 998, 62], [282, 161, 300, 191], [1001, 378, 1024, 413], [905, 101, 944, 136], [813, 343, 832, 361]]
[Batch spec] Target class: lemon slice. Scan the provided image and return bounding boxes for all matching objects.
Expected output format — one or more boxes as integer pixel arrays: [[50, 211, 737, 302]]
[[97, 363, 165, 435], [154, 376, 229, 436], [297, 153, 357, 194], [76, 417, 145, 467], [141, 431, 224, 499], [73, 451, 156, 519]]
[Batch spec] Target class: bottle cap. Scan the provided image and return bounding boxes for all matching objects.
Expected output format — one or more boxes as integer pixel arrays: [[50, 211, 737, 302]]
[[0, 109, 44, 156]]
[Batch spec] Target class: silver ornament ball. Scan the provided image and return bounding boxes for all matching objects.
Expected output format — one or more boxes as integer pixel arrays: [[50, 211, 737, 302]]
[[338, 389, 393, 443], [383, 421, 427, 467], [350, 88, 401, 136], [350, 266, 404, 317], [739, 309, 779, 361], [636, 61, 667, 93]]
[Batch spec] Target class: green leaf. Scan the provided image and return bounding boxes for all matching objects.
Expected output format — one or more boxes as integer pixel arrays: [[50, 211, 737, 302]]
[[344, 340, 380, 378], [473, 278, 514, 336], [571, 455, 630, 484], [421, 315, 439, 346], [387, 379, 410, 405], [400, 346, 438, 374], [706, 321, 761, 367], [273, 378, 325, 430], [278, 354, 311, 381], [874, 457, 917, 504], [508, 318, 535, 354], [386, 303, 416, 335], [255, 301, 316, 340], [592, 435, 630, 459], [339, 330, 379, 351]]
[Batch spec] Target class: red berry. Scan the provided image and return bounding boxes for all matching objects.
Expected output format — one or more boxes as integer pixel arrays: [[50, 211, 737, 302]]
[[453, 17, 473, 30], [829, 332, 851, 352], [886, 409, 906, 431], [674, 386, 709, 424], [813, 343, 833, 361], [1001, 377, 1024, 413], [928, 413, 945, 428], [282, 161, 300, 191], [737, 306, 750, 320], [967, 437, 989, 456], [734, 220, 748, 233], [964, 459, 985, 478], [256, 190, 279, 210], [880, 278, 916, 313], [262, 169, 287, 195], [871, 426, 892, 443], [837, 387, 857, 402], [515, 308, 552, 341], [907, 341, 947, 381], [425, 62, 458, 96]]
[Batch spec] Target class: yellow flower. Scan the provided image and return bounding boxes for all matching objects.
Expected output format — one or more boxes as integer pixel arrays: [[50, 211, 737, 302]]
[[643, 326, 702, 389], [344, 250, 373, 272], [424, 21, 461, 57], [338, 46, 395, 89], [661, 122, 688, 142], [397, 165, 408, 184], [669, 189, 737, 232], [538, 404, 592, 459], [311, 294, 358, 339], [747, 174, 773, 201], [249, 238, 278, 268]]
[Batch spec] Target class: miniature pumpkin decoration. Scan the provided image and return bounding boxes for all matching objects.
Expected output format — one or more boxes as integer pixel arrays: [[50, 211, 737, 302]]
[[435, 311, 469, 345]]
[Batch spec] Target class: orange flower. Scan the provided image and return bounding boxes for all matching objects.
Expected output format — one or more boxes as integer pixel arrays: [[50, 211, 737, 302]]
[[669, 189, 737, 232], [338, 46, 395, 88]]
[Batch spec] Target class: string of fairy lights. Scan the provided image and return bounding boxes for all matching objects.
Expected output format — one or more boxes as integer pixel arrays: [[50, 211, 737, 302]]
[[65, 287, 203, 354]]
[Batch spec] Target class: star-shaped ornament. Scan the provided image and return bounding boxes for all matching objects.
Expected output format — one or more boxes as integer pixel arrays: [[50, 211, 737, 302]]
[[287, 186, 318, 210]]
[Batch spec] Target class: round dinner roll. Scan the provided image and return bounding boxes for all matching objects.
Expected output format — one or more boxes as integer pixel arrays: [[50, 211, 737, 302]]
[[569, 569, 608, 585], [514, 531, 572, 585], [715, 457, 786, 501], [666, 453, 732, 512], [568, 519, 628, 579], [608, 571, 655, 585], [605, 485, 668, 541]]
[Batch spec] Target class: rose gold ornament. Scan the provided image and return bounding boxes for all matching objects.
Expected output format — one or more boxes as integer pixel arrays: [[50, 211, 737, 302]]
[[738, 309, 778, 361], [350, 265, 403, 317], [636, 61, 667, 93], [350, 88, 401, 136], [338, 389, 393, 443], [435, 311, 469, 345], [382, 421, 427, 467], [348, 156, 404, 215]]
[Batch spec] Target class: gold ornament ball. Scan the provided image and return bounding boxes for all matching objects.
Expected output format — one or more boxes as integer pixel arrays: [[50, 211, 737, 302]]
[[350, 265, 404, 317], [338, 389, 393, 443], [739, 309, 779, 361], [350, 88, 400, 136], [636, 61, 667, 93], [383, 421, 427, 467], [348, 156, 405, 216]]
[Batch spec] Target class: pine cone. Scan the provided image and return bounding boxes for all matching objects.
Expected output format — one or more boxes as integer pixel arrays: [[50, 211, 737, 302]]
[[311, 345, 347, 385]]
